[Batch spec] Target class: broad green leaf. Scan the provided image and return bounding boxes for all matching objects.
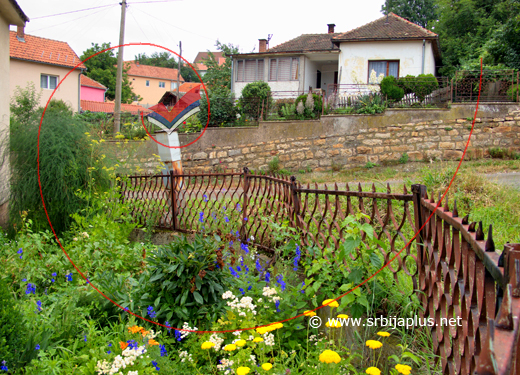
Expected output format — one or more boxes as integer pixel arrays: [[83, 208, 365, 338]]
[[369, 252, 383, 269], [193, 291, 203, 305], [342, 238, 360, 257], [360, 223, 375, 240]]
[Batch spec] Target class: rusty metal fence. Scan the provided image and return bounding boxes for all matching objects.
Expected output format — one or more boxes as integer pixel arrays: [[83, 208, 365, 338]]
[[120, 169, 520, 375]]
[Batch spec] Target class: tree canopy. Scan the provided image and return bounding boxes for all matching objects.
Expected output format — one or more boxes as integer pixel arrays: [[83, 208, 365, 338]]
[[381, 0, 437, 28], [201, 41, 239, 92], [80, 43, 139, 103]]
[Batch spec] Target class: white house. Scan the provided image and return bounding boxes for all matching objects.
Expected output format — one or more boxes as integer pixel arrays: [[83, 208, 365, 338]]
[[230, 13, 441, 98]]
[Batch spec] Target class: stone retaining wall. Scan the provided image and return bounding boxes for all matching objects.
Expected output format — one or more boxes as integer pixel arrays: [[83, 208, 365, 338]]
[[177, 103, 520, 172]]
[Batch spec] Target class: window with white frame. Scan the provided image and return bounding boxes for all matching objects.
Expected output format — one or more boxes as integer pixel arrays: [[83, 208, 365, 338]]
[[367, 60, 399, 82], [41, 74, 58, 90], [235, 59, 265, 82], [269, 57, 299, 81], [159, 81, 165, 88], [146, 80, 150, 86]]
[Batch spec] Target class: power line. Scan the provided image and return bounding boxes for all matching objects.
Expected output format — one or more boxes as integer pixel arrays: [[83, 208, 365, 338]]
[[31, 4, 116, 20], [30, 6, 117, 33], [129, 0, 181, 3]]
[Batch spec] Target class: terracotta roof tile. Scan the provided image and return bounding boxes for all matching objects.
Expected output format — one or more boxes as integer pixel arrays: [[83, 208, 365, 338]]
[[9, 31, 85, 69], [266, 33, 341, 53], [80, 75, 106, 89], [193, 52, 226, 70], [179, 82, 202, 93], [333, 13, 437, 42], [125, 61, 184, 81], [80, 100, 151, 115]]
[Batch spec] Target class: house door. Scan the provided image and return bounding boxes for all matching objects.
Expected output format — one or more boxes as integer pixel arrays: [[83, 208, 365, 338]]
[[316, 70, 322, 89]]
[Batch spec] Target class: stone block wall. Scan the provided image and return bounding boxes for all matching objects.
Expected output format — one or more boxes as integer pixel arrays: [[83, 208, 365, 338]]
[[177, 104, 520, 173]]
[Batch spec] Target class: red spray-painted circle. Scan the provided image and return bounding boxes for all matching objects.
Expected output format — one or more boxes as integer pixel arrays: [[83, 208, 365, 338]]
[[38, 50, 484, 334]]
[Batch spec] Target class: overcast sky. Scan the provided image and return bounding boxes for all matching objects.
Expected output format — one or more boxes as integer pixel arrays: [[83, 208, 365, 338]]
[[12, 0, 387, 65]]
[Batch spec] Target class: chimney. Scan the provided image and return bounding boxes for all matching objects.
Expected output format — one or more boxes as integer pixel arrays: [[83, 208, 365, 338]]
[[259, 39, 267, 53], [16, 26, 25, 42], [327, 24, 336, 34]]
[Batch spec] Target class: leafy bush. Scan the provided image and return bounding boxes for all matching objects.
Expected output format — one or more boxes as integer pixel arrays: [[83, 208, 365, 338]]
[[268, 156, 280, 173], [380, 76, 405, 101], [273, 98, 296, 117], [198, 87, 237, 127], [6, 86, 110, 234], [398, 152, 410, 164], [398, 74, 439, 102], [507, 83, 519, 101], [281, 103, 297, 119], [355, 94, 386, 114], [137, 234, 232, 329], [239, 81, 272, 120]]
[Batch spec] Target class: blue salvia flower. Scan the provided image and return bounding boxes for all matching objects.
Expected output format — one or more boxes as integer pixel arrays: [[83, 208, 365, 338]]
[[244, 265, 249, 274], [236, 266, 242, 272], [239, 288, 245, 295], [203, 194, 208, 202], [165, 321, 171, 333], [265, 272, 270, 283], [229, 267, 239, 278], [248, 285, 252, 291], [255, 258, 263, 272], [36, 300, 42, 312], [160, 344, 168, 356], [225, 216, 229, 223], [127, 340, 138, 350], [241, 242, 249, 254], [66, 273, 73, 282], [22, 278, 27, 282], [51, 272, 56, 283], [199, 212, 204, 223], [35, 344, 40, 350], [1, 360, 8, 371], [229, 240, 233, 247], [107, 350, 111, 354], [108, 342, 112, 347], [17, 248, 23, 259], [276, 274, 286, 291], [293, 245, 301, 271], [236, 203, 241, 212], [174, 330, 182, 342], [300, 281, 305, 293], [147, 306, 157, 318], [240, 256, 244, 268], [152, 361, 160, 370], [25, 283, 36, 295], [84, 335, 87, 342], [275, 300, 281, 312], [235, 230, 239, 237]]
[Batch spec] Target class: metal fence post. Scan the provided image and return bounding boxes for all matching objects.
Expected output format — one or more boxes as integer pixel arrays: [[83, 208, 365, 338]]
[[169, 170, 178, 231], [411, 184, 427, 294], [240, 167, 251, 242], [290, 176, 303, 232]]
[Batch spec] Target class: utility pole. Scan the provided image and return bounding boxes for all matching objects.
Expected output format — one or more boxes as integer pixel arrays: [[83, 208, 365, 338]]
[[113, 0, 127, 135], [176, 41, 182, 100]]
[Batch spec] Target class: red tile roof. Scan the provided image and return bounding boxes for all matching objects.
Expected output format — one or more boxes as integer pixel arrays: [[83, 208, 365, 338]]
[[9, 31, 86, 69], [333, 13, 437, 42], [80, 75, 106, 90], [265, 33, 341, 53], [179, 82, 202, 93], [193, 51, 226, 70], [80, 100, 151, 115], [125, 61, 184, 81]]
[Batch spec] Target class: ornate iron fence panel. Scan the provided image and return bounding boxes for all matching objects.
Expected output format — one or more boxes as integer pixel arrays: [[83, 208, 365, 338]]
[[452, 70, 518, 102]]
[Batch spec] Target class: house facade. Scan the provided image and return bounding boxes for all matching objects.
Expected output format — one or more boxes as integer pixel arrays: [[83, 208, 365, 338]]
[[80, 75, 106, 102], [0, 0, 28, 228], [230, 14, 440, 98], [125, 61, 184, 107], [9, 29, 86, 111], [193, 51, 225, 77]]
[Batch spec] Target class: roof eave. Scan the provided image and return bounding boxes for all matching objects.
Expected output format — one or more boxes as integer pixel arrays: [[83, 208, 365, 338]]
[[10, 56, 86, 70], [229, 50, 339, 58], [333, 36, 438, 43], [2, 0, 29, 26]]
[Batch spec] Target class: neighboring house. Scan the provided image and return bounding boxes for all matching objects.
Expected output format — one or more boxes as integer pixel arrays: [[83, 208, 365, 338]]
[[230, 13, 440, 98], [125, 61, 184, 107], [80, 75, 107, 102], [80, 100, 151, 115], [179, 82, 202, 94], [9, 28, 86, 111], [193, 51, 226, 77], [0, 0, 29, 228]]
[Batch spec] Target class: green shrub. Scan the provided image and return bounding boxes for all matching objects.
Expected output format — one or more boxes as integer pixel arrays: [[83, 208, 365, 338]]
[[6, 87, 110, 234], [198, 87, 237, 127], [280, 103, 297, 119], [507, 84, 519, 101], [268, 156, 281, 173], [355, 94, 386, 114], [295, 93, 323, 118], [399, 152, 410, 164], [0, 277, 27, 371], [239, 81, 272, 120], [274, 98, 296, 117], [380, 76, 405, 101], [398, 74, 439, 102]]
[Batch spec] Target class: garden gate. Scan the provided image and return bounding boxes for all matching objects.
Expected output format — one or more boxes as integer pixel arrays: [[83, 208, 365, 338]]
[[121, 168, 520, 374]]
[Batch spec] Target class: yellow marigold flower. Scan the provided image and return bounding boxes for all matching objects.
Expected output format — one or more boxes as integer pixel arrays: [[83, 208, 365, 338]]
[[236, 367, 250, 375], [261, 363, 273, 371], [366, 340, 383, 349], [303, 310, 316, 317], [325, 320, 341, 328], [223, 344, 236, 351], [366, 367, 381, 375], [319, 349, 341, 364], [272, 323, 283, 330], [377, 331, 390, 337], [256, 327, 268, 335], [395, 364, 412, 375], [253, 337, 264, 343], [128, 325, 143, 334], [148, 339, 159, 346], [322, 299, 339, 308], [337, 314, 349, 319], [235, 339, 246, 347], [201, 341, 215, 349]]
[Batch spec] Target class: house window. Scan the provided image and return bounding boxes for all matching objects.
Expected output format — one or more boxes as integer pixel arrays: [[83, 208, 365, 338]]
[[367, 60, 399, 82], [159, 81, 165, 88], [236, 59, 264, 82], [269, 57, 299, 81], [41, 74, 58, 90], [146, 80, 150, 86]]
